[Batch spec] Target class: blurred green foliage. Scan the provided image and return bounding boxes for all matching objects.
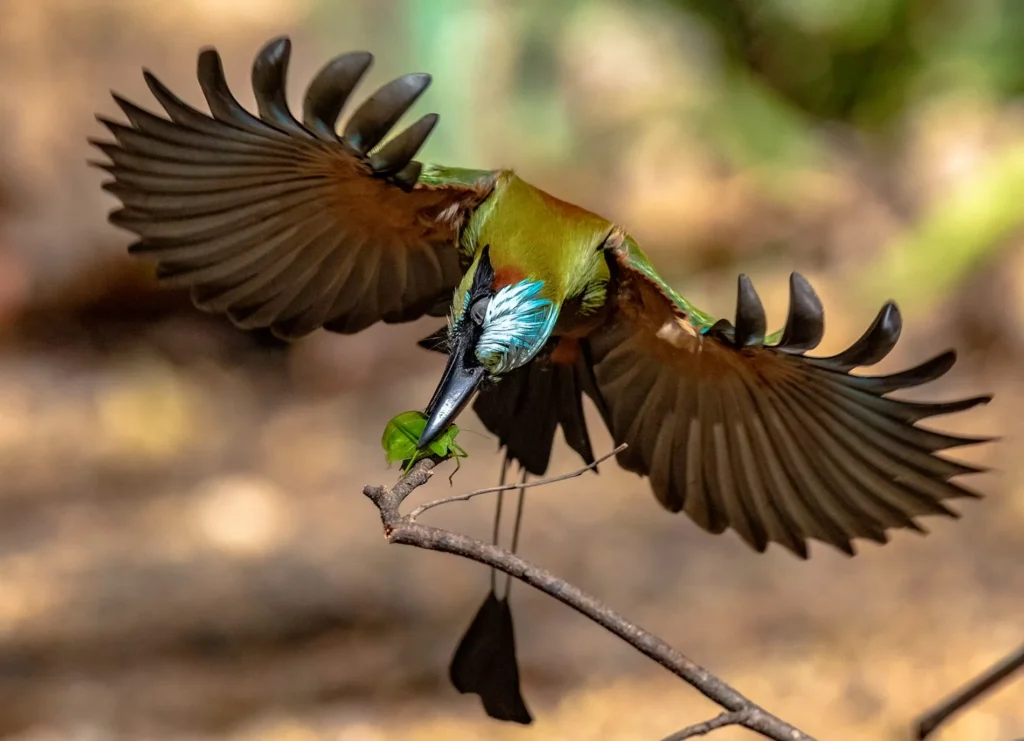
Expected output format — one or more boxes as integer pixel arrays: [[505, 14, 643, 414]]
[[653, 0, 1024, 311], [665, 0, 1024, 123]]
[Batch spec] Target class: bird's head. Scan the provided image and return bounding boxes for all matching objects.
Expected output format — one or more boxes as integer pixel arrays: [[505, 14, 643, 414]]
[[419, 245, 559, 447]]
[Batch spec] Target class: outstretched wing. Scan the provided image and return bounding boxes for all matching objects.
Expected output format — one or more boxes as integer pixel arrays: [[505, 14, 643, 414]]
[[587, 239, 992, 557], [90, 36, 496, 339]]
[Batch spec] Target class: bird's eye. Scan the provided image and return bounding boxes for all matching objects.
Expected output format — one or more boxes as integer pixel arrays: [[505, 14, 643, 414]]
[[469, 296, 490, 326]]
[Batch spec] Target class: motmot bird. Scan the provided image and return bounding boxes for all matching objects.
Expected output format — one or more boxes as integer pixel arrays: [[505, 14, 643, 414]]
[[90, 36, 992, 722]]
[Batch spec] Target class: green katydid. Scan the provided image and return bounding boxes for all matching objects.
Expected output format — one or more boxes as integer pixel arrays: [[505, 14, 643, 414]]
[[381, 410, 468, 480]]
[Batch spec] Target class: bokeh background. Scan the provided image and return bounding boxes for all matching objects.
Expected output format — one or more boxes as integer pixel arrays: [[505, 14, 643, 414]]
[[0, 0, 1022, 739]]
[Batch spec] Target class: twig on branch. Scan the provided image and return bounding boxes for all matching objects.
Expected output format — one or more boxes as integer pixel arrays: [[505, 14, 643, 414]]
[[362, 452, 818, 741], [407, 443, 627, 519], [914, 641, 1024, 739], [660, 709, 756, 740]]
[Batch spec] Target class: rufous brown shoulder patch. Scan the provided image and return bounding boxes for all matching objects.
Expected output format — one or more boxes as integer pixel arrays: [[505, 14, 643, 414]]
[[491, 266, 526, 290]]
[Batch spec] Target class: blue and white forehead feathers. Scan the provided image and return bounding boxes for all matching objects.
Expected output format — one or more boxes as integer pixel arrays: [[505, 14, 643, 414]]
[[475, 280, 559, 374], [448, 245, 559, 375]]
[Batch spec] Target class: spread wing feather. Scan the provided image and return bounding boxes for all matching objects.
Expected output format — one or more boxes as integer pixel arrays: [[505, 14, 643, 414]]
[[90, 36, 495, 339], [588, 246, 992, 557]]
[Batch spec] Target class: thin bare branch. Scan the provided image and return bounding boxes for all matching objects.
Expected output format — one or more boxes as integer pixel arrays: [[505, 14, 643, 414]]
[[362, 454, 818, 741], [660, 709, 754, 740], [915, 641, 1024, 739], [406, 443, 627, 520]]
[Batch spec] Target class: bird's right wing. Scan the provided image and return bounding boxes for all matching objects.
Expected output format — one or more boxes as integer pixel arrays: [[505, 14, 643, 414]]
[[585, 236, 993, 557], [91, 36, 497, 339]]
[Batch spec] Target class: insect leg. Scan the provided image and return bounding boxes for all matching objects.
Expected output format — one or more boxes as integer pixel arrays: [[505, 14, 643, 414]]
[[447, 449, 463, 484]]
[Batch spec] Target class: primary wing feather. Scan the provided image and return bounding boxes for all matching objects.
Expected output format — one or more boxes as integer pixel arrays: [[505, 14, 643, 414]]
[[588, 242, 992, 557], [91, 36, 495, 340]]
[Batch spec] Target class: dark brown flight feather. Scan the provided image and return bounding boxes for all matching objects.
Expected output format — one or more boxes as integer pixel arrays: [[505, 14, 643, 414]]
[[587, 258, 992, 558], [90, 36, 492, 340]]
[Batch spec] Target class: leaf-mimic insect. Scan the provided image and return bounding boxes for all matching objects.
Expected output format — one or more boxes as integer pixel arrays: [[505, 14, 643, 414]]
[[381, 410, 468, 480]]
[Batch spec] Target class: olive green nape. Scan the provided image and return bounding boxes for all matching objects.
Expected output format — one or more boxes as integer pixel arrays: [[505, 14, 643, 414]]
[[455, 172, 616, 308]]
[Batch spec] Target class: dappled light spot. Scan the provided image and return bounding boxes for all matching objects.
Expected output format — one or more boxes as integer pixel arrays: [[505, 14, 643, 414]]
[[95, 357, 196, 463], [0, 567, 57, 636], [192, 475, 294, 558]]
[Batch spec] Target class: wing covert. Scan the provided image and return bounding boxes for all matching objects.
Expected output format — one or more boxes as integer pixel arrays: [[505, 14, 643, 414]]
[[90, 36, 496, 339]]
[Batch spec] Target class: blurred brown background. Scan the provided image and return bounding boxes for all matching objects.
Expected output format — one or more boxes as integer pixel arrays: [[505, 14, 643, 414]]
[[0, 0, 1022, 739]]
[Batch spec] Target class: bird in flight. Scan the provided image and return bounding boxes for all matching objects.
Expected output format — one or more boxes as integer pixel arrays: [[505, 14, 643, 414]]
[[90, 36, 993, 724]]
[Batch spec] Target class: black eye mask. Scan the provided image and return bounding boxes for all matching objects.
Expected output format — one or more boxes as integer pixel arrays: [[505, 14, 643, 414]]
[[469, 244, 496, 303]]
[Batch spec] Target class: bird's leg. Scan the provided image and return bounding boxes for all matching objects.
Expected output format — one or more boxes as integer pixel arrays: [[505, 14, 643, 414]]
[[486, 454, 527, 598], [501, 472, 527, 598], [489, 453, 511, 592]]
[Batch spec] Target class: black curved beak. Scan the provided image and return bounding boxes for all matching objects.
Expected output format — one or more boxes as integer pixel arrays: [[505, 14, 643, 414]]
[[419, 243, 496, 448], [419, 340, 485, 448]]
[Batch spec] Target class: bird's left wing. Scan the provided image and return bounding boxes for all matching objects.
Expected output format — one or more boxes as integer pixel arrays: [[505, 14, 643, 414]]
[[90, 37, 496, 339], [587, 237, 992, 557]]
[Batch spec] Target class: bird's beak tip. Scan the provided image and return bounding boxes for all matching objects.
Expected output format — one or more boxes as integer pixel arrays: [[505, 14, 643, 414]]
[[416, 420, 442, 450]]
